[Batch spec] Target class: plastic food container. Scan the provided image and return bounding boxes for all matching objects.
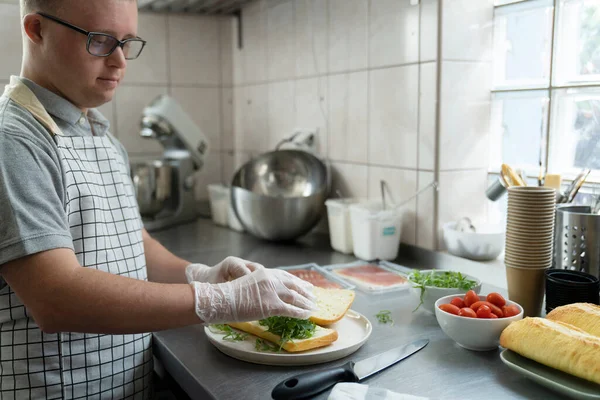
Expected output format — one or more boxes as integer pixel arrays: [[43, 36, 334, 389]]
[[208, 183, 244, 231], [349, 202, 403, 261], [323, 261, 410, 294], [278, 263, 355, 290], [325, 199, 358, 254]]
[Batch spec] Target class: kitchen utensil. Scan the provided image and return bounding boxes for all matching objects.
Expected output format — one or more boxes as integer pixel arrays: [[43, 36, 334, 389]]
[[567, 169, 591, 203], [486, 174, 509, 201], [435, 295, 523, 351], [407, 270, 482, 313], [501, 164, 526, 187], [135, 95, 209, 231], [558, 169, 591, 204], [271, 338, 429, 400], [500, 349, 600, 400], [442, 221, 504, 261], [131, 159, 172, 217], [230, 150, 329, 241], [204, 310, 372, 367], [545, 269, 600, 313], [380, 180, 395, 210], [553, 205, 600, 278]]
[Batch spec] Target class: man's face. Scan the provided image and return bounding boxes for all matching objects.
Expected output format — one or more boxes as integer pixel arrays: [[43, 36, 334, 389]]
[[40, 0, 138, 109]]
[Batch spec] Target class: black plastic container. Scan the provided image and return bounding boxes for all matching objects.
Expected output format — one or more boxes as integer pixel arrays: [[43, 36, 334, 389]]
[[545, 269, 600, 314]]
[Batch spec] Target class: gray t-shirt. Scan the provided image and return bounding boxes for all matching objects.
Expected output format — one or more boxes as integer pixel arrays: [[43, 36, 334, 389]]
[[0, 77, 130, 266]]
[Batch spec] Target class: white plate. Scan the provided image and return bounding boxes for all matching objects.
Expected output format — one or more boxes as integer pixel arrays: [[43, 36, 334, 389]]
[[205, 310, 372, 366], [500, 349, 600, 399]]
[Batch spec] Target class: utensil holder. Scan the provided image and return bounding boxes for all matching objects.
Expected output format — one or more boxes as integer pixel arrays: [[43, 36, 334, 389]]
[[554, 205, 600, 278]]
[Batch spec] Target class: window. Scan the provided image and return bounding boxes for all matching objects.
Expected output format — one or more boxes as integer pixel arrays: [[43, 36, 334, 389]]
[[491, 0, 600, 183]]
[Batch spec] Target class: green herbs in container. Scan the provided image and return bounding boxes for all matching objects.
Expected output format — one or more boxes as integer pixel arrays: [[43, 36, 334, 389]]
[[408, 270, 481, 313]]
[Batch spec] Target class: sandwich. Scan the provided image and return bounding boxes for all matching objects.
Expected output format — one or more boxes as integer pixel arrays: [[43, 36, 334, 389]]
[[226, 287, 355, 352]]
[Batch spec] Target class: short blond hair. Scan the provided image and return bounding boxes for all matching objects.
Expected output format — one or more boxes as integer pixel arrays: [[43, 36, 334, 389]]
[[20, 0, 63, 15]]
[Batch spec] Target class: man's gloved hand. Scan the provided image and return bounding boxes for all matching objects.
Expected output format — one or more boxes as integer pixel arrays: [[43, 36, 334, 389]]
[[191, 268, 316, 323], [185, 256, 264, 284]]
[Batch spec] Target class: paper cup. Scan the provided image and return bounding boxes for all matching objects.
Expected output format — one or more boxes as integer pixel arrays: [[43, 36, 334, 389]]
[[506, 265, 548, 317]]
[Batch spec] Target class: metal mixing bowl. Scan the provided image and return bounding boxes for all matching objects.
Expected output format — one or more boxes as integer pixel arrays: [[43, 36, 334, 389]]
[[131, 160, 172, 217], [231, 150, 329, 241]]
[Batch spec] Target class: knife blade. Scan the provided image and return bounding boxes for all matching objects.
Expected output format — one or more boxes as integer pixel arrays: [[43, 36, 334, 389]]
[[271, 338, 429, 400]]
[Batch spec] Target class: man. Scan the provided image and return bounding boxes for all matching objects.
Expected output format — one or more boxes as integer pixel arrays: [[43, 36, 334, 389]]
[[0, 1, 315, 398]]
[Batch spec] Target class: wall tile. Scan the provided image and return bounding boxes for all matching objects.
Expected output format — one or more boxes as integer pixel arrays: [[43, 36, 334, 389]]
[[419, 62, 437, 170], [295, 0, 328, 77], [221, 87, 234, 150], [170, 87, 221, 151], [268, 80, 296, 148], [369, 65, 419, 168], [115, 85, 167, 154], [420, 0, 438, 62], [442, 0, 494, 61], [169, 15, 220, 85], [295, 76, 328, 157], [328, 72, 368, 164], [367, 166, 418, 245], [220, 17, 235, 86], [328, 0, 368, 73], [235, 84, 270, 152], [124, 13, 168, 84], [437, 169, 488, 249], [330, 162, 369, 199], [243, 1, 268, 83], [369, 0, 419, 68], [267, 0, 296, 80], [439, 61, 491, 170], [0, 4, 22, 79], [417, 171, 436, 250]]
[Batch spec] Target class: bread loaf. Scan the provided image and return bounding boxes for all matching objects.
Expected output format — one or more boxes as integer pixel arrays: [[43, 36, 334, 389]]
[[227, 321, 338, 352], [500, 317, 600, 385], [310, 287, 355, 325], [546, 303, 600, 337]]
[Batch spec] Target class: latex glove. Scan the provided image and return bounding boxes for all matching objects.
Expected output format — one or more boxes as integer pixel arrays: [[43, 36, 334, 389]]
[[191, 268, 316, 323], [185, 256, 264, 284]]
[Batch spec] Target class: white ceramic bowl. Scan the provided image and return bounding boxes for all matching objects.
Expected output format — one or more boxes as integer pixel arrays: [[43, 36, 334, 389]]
[[409, 270, 482, 314], [435, 294, 524, 351], [443, 221, 505, 261]]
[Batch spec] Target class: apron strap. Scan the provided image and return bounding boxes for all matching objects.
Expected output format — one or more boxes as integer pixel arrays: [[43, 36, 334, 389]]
[[3, 76, 63, 137]]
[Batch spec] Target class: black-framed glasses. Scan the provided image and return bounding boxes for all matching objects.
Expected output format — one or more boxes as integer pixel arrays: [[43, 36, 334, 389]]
[[36, 12, 146, 60]]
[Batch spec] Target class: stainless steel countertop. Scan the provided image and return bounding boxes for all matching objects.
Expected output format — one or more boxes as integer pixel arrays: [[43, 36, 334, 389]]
[[150, 218, 561, 400]]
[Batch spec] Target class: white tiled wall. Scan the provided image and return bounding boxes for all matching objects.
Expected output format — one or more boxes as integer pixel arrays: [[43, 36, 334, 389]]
[[0, 2, 233, 202], [437, 0, 494, 248], [229, 0, 440, 248]]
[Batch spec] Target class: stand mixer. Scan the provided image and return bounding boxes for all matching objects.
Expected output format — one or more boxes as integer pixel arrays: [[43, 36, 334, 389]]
[[132, 95, 210, 231]]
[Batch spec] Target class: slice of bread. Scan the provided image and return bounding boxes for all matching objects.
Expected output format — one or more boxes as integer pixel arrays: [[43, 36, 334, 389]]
[[227, 321, 338, 352], [310, 287, 355, 325], [546, 303, 600, 337]]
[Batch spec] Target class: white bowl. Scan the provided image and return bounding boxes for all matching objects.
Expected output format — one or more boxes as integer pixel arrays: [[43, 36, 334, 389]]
[[435, 294, 524, 351], [409, 270, 482, 314], [442, 221, 505, 261]]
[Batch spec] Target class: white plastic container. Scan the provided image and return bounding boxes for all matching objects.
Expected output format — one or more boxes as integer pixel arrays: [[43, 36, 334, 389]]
[[325, 199, 357, 254], [349, 202, 403, 261], [208, 184, 244, 232]]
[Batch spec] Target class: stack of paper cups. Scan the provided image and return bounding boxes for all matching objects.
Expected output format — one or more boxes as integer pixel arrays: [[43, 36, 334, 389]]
[[505, 187, 556, 317]]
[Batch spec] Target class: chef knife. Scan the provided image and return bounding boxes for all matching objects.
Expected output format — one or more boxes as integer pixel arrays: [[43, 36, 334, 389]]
[[271, 338, 429, 400]]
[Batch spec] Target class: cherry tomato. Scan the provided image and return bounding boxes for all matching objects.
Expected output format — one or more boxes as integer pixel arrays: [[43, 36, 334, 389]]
[[450, 297, 465, 309], [470, 301, 504, 318], [439, 303, 460, 315], [486, 292, 506, 308], [476, 304, 492, 318], [464, 290, 479, 307], [489, 313, 498, 319], [502, 305, 521, 318], [458, 307, 477, 318]]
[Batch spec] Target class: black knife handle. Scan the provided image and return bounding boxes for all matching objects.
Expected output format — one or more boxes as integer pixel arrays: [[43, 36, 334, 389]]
[[271, 361, 359, 400]]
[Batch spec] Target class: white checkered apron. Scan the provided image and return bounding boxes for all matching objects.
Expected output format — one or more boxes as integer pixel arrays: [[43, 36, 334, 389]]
[[0, 80, 153, 399]]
